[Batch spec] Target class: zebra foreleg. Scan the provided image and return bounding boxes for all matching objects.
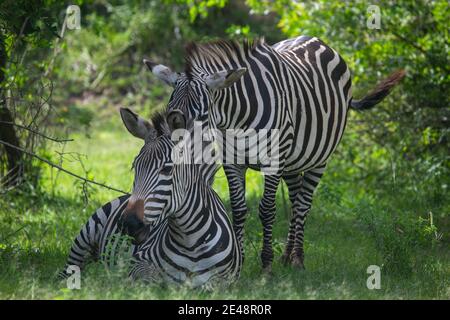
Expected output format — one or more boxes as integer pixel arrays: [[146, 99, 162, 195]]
[[128, 259, 161, 284], [223, 165, 248, 258], [259, 172, 282, 272], [290, 164, 326, 269]]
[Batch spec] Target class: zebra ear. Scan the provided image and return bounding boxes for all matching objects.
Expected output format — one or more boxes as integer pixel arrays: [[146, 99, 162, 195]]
[[143, 59, 179, 87], [120, 107, 152, 140], [205, 68, 247, 91], [167, 110, 186, 131]]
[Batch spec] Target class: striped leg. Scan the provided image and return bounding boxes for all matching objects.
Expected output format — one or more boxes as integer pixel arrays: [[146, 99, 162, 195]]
[[223, 164, 247, 257], [259, 172, 282, 272], [291, 164, 327, 269], [59, 195, 129, 278], [59, 214, 105, 278], [280, 172, 303, 265]]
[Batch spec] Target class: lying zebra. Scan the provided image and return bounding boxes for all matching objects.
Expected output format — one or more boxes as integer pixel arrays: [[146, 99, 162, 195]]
[[144, 35, 405, 271], [60, 109, 242, 287]]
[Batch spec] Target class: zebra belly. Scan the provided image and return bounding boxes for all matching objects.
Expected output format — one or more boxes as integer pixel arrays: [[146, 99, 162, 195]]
[[225, 102, 349, 174], [284, 105, 349, 173]]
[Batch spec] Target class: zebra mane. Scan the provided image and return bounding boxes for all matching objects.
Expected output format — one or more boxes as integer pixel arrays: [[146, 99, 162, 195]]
[[149, 110, 170, 137], [148, 109, 198, 138], [184, 38, 266, 79]]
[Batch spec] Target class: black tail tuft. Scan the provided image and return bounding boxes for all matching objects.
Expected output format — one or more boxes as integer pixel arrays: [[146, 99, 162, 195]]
[[350, 69, 406, 111]]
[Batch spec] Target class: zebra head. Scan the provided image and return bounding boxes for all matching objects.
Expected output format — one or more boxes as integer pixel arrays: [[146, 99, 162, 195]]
[[143, 112, 218, 231], [119, 107, 216, 244], [143, 58, 247, 120], [119, 107, 174, 243]]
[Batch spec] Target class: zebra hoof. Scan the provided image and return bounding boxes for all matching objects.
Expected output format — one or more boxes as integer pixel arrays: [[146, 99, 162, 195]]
[[280, 253, 292, 266], [57, 270, 69, 280], [262, 264, 273, 275], [291, 256, 305, 270], [132, 228, 149, 245]]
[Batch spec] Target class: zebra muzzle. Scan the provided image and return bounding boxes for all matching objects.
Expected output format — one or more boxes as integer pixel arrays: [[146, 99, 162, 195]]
[[119, 198, 147, 244], [118, 213, 148, 245]]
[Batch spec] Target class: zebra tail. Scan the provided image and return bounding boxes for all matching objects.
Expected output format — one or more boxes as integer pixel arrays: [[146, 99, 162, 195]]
[[350, 69, 406, 111]]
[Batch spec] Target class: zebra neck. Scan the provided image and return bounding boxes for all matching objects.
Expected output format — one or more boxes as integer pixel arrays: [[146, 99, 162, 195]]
[[206, 45, 283, 131], [167, 186, 214, 245]]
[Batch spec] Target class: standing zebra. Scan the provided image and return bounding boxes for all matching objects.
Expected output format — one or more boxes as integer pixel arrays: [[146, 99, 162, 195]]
[[61, 109, 241, 287], [144, 35, 405, 271]]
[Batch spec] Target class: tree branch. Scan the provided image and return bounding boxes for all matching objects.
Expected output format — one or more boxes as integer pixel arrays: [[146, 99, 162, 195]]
[[0, 139, 129, 195], [0, 121, 73, 143]]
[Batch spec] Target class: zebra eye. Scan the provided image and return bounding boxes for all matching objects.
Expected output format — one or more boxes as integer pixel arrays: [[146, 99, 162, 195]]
[[160, 164, 173, 175]]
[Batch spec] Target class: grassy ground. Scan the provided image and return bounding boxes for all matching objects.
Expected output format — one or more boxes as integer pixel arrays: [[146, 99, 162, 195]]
[[0, 104, 449, 299]]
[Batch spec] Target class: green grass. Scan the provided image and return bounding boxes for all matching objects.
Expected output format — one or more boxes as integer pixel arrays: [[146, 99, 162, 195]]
[[0, 104, 449, 299]]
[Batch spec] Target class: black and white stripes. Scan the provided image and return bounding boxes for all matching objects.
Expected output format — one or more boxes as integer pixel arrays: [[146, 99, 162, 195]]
[[128, 114, 241, 285], [60, 195, 131, 271], [61, 111, 241, 287], [146, 35, 404, 270], [61, 34, 404, 283]]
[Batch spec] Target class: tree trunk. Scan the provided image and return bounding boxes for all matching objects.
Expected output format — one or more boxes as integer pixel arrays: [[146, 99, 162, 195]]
[[0, 31, 22, 186]]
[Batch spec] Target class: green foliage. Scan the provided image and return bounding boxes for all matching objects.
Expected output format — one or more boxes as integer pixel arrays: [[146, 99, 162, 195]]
[[356, 197, 438, 275]]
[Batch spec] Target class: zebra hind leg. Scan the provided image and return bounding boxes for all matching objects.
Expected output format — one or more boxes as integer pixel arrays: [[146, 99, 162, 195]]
[[58, 220, 99, 279], [280, 172, 303, 266], [291, 164, 326, 269], [258, 172, 282, 273], [224, 165, 248, 260], [59, 195, 129, 279]]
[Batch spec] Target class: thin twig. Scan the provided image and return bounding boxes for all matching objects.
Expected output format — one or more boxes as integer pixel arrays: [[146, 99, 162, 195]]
[[0, 225, 27, 242], [0, 139, 129, 195], [0, 121, 73, 143]]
